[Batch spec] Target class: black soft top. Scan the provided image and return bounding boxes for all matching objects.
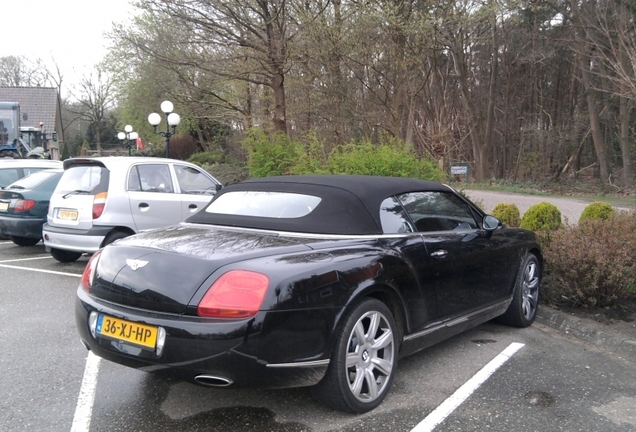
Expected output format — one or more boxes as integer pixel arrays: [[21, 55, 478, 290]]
[[186, 175, 452, 235]]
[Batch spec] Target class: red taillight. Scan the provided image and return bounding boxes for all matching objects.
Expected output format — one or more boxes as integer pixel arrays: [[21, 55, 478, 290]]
[[14, 199, 36, 212], [197, 270, 269, 318], [92, 192, 107, 219], [81, 250, 101, 293]]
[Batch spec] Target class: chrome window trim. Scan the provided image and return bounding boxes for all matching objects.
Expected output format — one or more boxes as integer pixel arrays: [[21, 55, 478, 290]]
[[179, 222, 478, 240]]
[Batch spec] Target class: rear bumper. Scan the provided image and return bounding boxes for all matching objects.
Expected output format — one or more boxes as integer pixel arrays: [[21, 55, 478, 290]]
[[42, 223, 114, 253], [75, 288, 334, 389], [0, 215, 44, 238]]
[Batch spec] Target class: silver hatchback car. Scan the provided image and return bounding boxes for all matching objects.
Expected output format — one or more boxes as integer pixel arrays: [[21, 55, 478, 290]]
[[42, 157, 222, 262]]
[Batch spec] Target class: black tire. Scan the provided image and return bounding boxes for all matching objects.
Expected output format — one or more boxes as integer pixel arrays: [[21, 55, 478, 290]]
[[50, 247, 83, 263], [10, 236, 41, 247], [311, 298, 398, 413], [102, 230, 131, 247], [496, 253, 541, 327]]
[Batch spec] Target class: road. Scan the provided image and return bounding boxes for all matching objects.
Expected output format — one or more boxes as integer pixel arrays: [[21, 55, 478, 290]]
[[463, 189, 633, 225], [1, 241, 635, 431]]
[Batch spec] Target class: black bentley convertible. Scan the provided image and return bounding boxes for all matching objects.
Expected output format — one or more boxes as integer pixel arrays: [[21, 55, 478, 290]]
[[75, 175, 542, 413]]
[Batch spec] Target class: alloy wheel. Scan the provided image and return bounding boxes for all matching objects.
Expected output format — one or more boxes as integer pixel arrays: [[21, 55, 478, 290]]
[[345, 310, 395, 403]]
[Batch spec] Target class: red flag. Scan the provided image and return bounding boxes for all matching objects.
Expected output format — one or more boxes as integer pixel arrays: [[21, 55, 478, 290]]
[[136, 137, 144, 150]]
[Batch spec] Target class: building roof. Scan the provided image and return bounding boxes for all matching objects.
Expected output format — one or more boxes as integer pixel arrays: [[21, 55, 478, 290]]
[[0, 87, 59, 131]]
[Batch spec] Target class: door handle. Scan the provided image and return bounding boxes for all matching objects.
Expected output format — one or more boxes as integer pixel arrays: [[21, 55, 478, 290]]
[[138, 202, 149, 212], [188, 204, 198, 209], [430, 249, 448, 259]]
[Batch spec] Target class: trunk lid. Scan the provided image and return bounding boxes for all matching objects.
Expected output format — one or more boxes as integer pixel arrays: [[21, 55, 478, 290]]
[[91, 225, 314, 313]]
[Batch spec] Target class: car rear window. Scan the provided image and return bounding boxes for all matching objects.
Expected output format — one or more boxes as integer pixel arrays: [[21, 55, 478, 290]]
[[206, 191, 321, 218], [6, 170, 59, 190], [56, 166, 110, 194]]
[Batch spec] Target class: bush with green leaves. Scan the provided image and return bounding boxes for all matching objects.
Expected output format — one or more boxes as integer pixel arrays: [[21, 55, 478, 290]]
[[520, 202, 562, 231], [579, 201, 615, 223], [326, 139, 445, 181], [242, 130, 303, 177], [491, 203, 521, 227], [188, 151, 226, 167], [543, 211, 636, 307], [241, 129, 446, 181]]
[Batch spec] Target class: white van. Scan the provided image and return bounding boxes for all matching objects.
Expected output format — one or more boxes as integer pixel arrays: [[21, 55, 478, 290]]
[[42, 157, 222, 262]]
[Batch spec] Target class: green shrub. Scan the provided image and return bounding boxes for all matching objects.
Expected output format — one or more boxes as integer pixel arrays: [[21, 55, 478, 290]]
[[520, 202, 562, 231], [543, 211, 636, 307], [491, 203, 521, 227], [188, 151, 226, 167], [579, 201, 615, 223], [242, 130, 302, 177], [241, 129, 446, 181], [326, 139, 445, 181]]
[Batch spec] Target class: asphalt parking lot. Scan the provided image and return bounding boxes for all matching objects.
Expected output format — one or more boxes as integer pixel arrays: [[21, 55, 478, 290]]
[[1, 240, 635, 432]]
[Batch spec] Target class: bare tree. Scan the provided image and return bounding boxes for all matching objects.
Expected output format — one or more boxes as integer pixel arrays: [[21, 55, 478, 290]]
[[115, 0, 327, 135], [0, 56, 56, 87], [68, 68, 117, 155]]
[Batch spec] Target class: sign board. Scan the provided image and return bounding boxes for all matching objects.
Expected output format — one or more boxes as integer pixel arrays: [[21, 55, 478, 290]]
[[450, 165, 468, 175], [449, 163, 469, 184]]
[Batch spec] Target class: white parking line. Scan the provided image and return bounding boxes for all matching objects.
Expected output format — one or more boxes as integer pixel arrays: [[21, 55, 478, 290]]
[[0, 263, 81, 277], [71, 352, 101, 432], [0, 255, 53, 263], [411, 342, 525, 432]]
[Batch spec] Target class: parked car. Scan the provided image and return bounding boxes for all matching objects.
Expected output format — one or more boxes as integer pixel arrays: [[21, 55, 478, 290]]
[[0, 159, 62, 189], [42, 157, 222, 263], [0, 168, 63, 246], [75, 175, 542, 413]]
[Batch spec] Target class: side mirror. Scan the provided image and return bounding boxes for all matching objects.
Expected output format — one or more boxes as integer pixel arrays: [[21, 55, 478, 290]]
[[216, 183, 223, 192], [482, 215, 501, 231]]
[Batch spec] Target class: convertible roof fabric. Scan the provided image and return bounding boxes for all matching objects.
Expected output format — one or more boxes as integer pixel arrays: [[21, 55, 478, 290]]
[[186, 175, 452, 235]]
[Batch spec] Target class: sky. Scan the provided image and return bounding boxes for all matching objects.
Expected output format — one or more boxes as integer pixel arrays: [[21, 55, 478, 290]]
[[4, 0, 137, 93]]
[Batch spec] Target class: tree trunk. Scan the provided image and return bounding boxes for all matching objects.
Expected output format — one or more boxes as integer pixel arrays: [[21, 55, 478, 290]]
[[619, 96, 633, 188], [270, 69, 287, 134], [571, 0, 609, 183], [483, 8, 498, 180]]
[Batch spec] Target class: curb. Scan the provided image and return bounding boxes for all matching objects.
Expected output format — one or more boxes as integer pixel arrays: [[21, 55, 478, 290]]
[[537, 306, 636, 364]]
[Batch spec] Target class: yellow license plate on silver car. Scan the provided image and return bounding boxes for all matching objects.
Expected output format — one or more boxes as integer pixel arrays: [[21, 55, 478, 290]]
[[57, 209, 78, 220], [95, 314, 158, 350]]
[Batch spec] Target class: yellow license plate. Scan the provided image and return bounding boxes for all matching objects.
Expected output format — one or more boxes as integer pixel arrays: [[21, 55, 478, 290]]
[[58, 209, 78, 220], [0, 202, 8, 212], [96, 314, 158, 350]]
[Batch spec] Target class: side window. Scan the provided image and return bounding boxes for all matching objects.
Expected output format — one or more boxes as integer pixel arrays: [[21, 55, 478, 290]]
[[127, 166, 141, 191], [398, 191, 477, 232], [174, 165, 217, 195], [137, 164, 174, 193], [380, 197, 414, 234]]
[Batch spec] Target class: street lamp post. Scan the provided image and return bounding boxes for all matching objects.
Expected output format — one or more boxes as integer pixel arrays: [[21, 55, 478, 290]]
[[148, 101, 181, 159], [117, 125, 138, 156]]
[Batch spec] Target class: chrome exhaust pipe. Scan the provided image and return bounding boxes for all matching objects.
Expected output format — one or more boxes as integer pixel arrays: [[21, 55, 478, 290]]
[[194, 375, 234, 387]]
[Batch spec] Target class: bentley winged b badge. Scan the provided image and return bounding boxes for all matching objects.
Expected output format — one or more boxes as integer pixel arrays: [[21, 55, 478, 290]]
[[126, 259, 149, 271]]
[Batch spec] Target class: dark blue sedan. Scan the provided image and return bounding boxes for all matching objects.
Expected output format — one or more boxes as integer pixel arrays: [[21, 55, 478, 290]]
[[0, 168, 63, 246]]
